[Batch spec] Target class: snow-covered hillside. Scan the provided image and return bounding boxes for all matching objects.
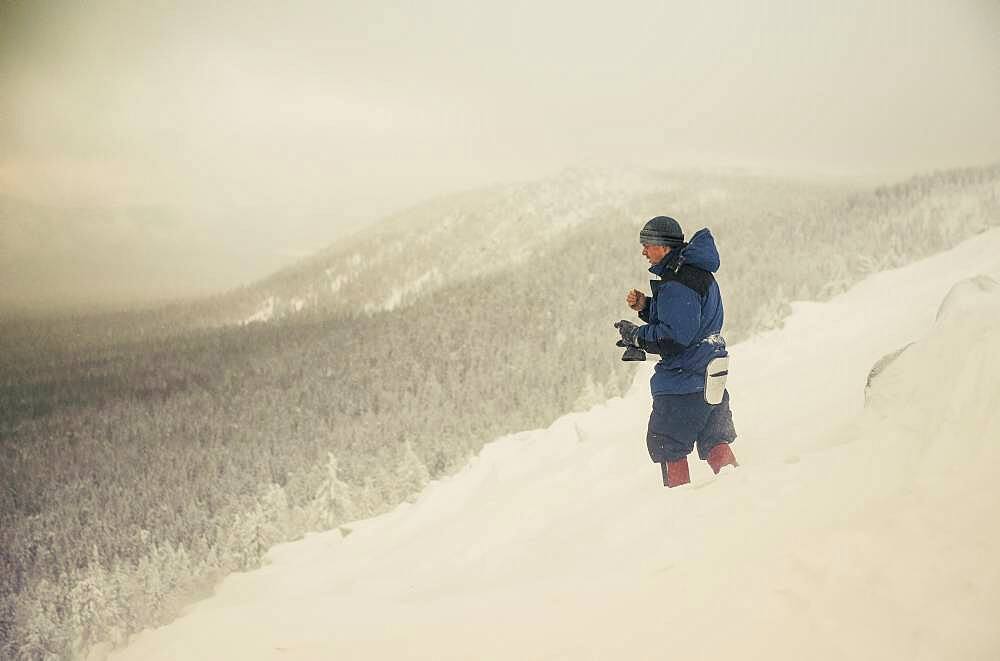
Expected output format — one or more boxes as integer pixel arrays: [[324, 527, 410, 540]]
[[110, 229, 1000, 661], [235, 168, 670, 325], [210, 164, 1000, 333]]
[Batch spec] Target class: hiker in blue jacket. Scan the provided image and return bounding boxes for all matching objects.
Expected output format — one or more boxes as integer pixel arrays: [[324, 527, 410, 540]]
[[615, 216, 738, 487]]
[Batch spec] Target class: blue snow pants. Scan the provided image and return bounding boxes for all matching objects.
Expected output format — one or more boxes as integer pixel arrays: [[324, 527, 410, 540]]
[[646, 390, 737, 463]]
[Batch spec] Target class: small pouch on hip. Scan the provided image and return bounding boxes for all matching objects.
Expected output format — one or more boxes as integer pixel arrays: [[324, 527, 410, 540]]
[[704, 356, 729, 405]]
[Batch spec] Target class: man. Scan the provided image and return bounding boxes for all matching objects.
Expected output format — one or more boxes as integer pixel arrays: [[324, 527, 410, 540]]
[[615, 216, 738, 488]]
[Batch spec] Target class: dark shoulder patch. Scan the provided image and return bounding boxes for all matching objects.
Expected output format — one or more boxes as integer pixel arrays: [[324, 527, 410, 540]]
[[661, 264, 714, 298]]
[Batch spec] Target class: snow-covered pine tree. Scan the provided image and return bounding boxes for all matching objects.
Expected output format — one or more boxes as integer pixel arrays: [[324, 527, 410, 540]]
[[398, 441, 430, 502], [311, 452, 355, 529]]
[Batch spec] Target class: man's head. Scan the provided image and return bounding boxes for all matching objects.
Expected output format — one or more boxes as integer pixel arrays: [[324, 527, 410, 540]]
[[642, 243, 671, 265], [639, 216, 684, 265]]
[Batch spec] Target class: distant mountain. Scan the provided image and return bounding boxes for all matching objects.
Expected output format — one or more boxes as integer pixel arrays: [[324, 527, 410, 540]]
[[201, 163, 1000, 332], [210, 168, 852, 326], [0, 198, 353, 314]]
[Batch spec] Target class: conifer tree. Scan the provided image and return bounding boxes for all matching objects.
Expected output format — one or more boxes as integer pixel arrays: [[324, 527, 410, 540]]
[[312, 452, 355, 528]]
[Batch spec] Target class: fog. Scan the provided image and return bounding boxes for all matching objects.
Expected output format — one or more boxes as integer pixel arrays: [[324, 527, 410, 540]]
[[1, 0, 998, 311]]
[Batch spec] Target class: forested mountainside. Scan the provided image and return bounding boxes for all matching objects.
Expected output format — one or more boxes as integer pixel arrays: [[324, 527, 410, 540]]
[[219, 168, 851, 324], [207, 164, 1000, 327], [1, 164, 998, 659]]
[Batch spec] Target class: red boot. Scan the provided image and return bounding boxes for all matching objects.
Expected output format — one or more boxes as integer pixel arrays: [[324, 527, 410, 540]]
[[706, 443, 738, 474], [661, 457, 691, 488]]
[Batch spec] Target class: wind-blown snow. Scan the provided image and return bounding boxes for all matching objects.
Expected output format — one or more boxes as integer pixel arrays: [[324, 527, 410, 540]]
[[111, 230, 1000, 661]]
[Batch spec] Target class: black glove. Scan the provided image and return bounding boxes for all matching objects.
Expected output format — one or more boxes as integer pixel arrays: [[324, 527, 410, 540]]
[[614, 320, 646, 361], [614, 320, 642, 348]]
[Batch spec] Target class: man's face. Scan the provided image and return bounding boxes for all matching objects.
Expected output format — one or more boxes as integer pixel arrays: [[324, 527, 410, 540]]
[[642, 243, 670, 265]]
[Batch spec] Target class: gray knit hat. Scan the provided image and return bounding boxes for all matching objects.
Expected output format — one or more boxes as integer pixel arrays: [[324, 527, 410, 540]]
[[639, 216, 684, 246]]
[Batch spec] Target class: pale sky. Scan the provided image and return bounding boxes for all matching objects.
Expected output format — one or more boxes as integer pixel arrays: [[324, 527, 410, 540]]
[[1, 0, 999, 309]]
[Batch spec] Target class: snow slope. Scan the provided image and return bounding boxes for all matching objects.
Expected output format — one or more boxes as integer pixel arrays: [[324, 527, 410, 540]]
[[110, 230, 1000, 661]]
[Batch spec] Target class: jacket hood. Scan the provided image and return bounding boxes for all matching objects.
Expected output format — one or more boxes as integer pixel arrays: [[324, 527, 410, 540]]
[[650, 228, 721, 275], [681, 228, 721, 273]]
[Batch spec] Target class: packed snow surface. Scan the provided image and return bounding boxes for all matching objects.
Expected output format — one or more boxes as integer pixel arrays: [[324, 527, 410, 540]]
[[112, 230, 1000, 661]]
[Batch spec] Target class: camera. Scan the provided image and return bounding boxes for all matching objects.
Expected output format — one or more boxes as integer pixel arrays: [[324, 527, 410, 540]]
[[616, 339, 646, 362]]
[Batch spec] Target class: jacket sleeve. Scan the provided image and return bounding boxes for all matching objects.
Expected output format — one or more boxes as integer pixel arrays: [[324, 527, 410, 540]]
[[638, 296, 651, 323], [636, 282, 701, 356]]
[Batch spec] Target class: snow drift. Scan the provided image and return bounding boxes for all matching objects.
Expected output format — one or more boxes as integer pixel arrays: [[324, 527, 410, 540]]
[[109, 230, 1000, 661]]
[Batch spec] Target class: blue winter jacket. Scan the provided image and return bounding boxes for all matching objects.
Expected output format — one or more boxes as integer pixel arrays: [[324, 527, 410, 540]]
[[636, 228, 728, 396]]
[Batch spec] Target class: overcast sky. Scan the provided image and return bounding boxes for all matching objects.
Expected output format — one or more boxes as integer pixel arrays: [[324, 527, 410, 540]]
[[1, 0, 999, 309]]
